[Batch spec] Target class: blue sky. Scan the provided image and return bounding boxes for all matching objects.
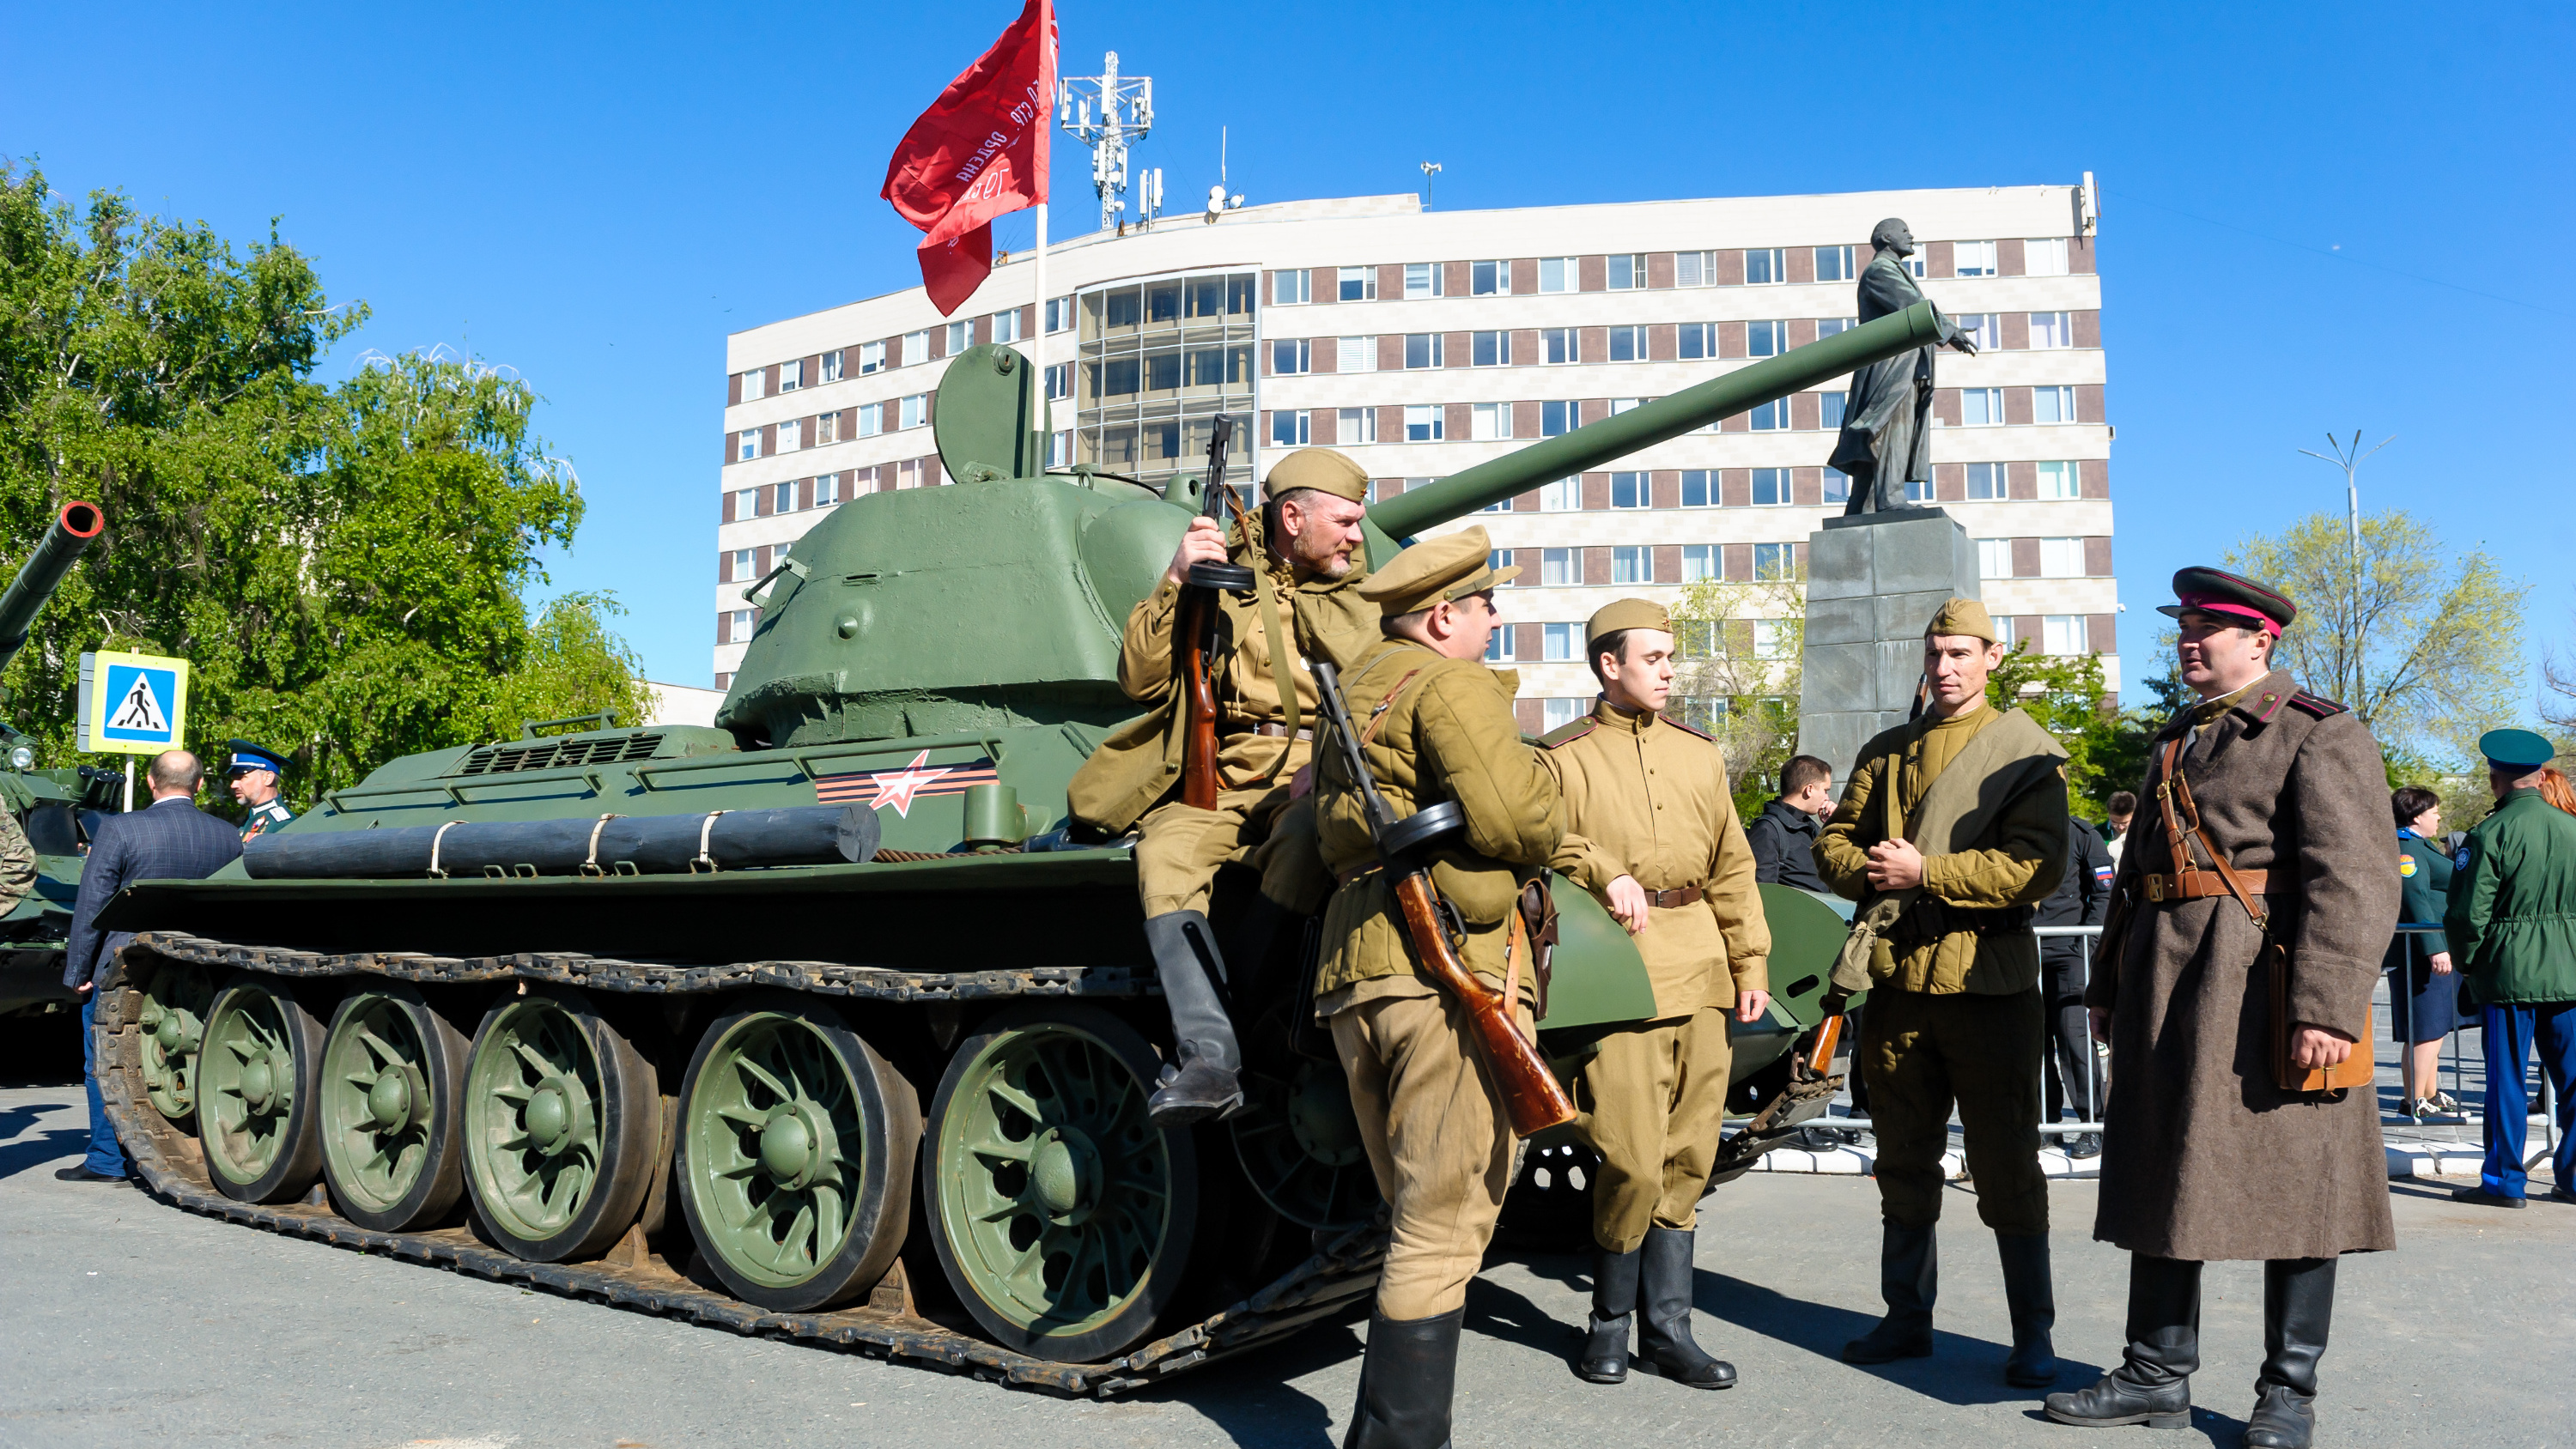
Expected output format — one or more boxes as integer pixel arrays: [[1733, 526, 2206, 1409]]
[[3, 1, 2566, 721]]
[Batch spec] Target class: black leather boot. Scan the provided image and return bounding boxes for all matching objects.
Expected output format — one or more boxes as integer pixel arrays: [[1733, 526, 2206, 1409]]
[[1996, 1232, 2060, 1388], [2244, 1257, 2334, 1449], [1842, 1220, 1936, 1363], [1345, 1309, 1462, 1449], [1143, 912, 1244, 1128], [1574, 1246, 1638, 1384], [1636, 1225, 1735, 1388], [2044, 1253, 2200, 1429]]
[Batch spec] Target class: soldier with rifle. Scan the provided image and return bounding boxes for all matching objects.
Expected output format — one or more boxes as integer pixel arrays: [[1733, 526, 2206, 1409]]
[[1068, 441, 1382, 1127], [1816, 597, 2071, 1390], [1536, 598, 1770, 1391], [1308, 527, 1569, 1449]]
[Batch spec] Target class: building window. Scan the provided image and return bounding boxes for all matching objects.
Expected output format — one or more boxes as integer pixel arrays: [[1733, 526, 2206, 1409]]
[[1046, 295, 1073, 332], [778, 359, 804, 393], [1338, 266, 1376, 302], [817, 412, 839, 445], [2033, 385, 2076, 424], [1753, 543, 1794, 581], [1274, 269, 1311, 305], [727, 548, 753, 582], [1403, 404, 1443, 441], [1752, 468, 1790, 506], [739, 368, 765, 403], [1485, 627, 1508, 663], [1045, 362, 1072, 400], [737, 429, 759, 462], [1606, 253, 1645, 289], [1541, 328, 1578, 365], [1677, 322, 1714, 360], [1816, 245, 1855, 282], [1745, 248, 1785, 284], [1820, 391, 1846, 429], [1960, 388, 2004, 427], [1958, 313, 2002, 352], [1612, 545, 1648, 583], [990, 309, 1022, 343], [775, 418, 801, 453], [1609, 397, 1643, 416], [1610, 471, 1649, 508], [2030, 311, 2073, 349], [1674, 251, 1712, 287], [2025, 239, 2070, 276], [1966, 462, 2005, 500], [900, 393, 927, 428], [1471, 259, 1510, 295], [1904, 252, 1927, 279], [1273, 338, 1311, 375], [1954, 240, 1999, 277], [1272, 409, 1311, 447], [939, 322, 966, 355], [774, 482, 795, 514], [2040, 537, 2085, 577], [1049, 430, 1071, 467], [1977, 537, 2011, 579], [1747, 320, 1786, 358], [815, 474, 840, 506], [858, 402, 885, 437], [1340, 407, 1377, 444], [2044, 615, 2089, 655], [1817, 317, 1856, 341], [2037, 460, 2078, 500], [1749, 397, 1789, 431], [1543, 697, 1586, 731], [1471, 330, 1510, 367], [1540, 402, 1579, 437], [1471, 403, 1513, 441], [860, 341, 886, 374], [1906, 477, 1932, 503], [1404, 262, 1443, 298], [1752, 620, 1788, 658], [727, 609, 755, 644], [902, 330, 928, 366], [1821, 467, 1850, 505], [1680, 470, 1714, 507], [1608, 325, 1646, 362], [1680, 544, 1717, 581], [736, 487, 759, 518], [1543, 622, 1582, 660], [1338, 336, 1376, 373], [1540, 548, 1576, 585], [1538, 257, 1578, 293], [1540, 477, 1580, 512], [821, 351, 844, 384], [1403, 333, 1443, 369]]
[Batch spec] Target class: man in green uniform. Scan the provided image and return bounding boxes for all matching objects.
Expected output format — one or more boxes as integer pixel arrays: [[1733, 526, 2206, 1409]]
[[1538, 598, 1770, 1390], [1311, 527, 1564, 1449], [2444, 727, 2576, 1210], [1816, 597, 2069, 1388], [1068, 448, 1382, 1125], [225, 741, 296, 840]]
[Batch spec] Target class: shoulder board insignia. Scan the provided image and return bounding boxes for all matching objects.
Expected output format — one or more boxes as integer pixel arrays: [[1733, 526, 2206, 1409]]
[[1662, 716, 1716, 743], [2285, 690, 2348, 719], [1538, 719, 1596, 749]]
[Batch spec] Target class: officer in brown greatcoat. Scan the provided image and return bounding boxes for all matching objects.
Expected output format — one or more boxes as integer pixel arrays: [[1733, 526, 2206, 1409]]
[[2047, 568, 2398, 1449]]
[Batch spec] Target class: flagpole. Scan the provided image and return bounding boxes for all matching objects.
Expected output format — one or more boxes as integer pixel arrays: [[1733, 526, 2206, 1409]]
[[1032, 4, 1053, 468]]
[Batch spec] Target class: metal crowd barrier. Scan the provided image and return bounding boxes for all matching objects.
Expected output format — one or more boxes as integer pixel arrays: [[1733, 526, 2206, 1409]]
[[2032, 925, 2105, 1138], [2390, 922, 2562, 1161]]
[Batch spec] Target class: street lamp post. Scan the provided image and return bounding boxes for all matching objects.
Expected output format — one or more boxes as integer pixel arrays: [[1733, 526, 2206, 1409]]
[[2297, 430, 2393, 706]]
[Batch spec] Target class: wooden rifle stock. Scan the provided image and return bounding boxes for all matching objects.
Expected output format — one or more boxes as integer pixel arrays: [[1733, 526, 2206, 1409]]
[[1802, 1011, 1845, 1077], [1388, 870, 1577, 1137], [1176, 584, 1224, 810]]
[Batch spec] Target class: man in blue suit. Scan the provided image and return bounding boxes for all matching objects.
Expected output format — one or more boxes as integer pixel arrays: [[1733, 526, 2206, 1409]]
[[58, 749, 243, 1184]]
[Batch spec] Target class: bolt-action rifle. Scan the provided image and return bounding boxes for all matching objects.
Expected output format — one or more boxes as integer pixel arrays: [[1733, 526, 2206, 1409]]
[[1309, 658, 1577, 1138], [1175, 415, 1252, 810]]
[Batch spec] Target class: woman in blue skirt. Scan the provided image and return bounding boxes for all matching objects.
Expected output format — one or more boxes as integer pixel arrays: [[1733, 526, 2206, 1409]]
[[2388, 785, 2463, 1118]]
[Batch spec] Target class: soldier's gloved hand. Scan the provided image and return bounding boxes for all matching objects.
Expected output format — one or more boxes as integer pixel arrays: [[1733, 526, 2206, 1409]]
[[1163, 516, 1230, 587], [2288, 1023, 2355, 1070], [1604, 875, 1650, 935]]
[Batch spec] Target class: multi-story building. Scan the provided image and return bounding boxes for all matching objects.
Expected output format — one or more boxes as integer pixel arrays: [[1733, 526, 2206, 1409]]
[[716, 184, 2115, 733]]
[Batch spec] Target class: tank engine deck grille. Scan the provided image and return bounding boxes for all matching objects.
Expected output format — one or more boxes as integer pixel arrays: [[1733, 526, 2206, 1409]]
[[454, 733, 665, 777]]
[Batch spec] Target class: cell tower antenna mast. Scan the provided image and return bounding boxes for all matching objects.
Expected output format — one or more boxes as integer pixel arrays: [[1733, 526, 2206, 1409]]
[[1058, 52, 1153, 233]]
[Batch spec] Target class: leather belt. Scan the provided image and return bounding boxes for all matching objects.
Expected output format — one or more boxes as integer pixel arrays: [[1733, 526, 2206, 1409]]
[[1645, 886, 1704, 909], [1336, 862, 1382, 888], [1230, 723, 1314, 740], [2143, 869, 2266, 903]]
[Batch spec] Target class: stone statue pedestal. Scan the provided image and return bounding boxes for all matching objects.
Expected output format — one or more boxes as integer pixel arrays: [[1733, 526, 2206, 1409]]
[[1798, 508, 1981, 783]]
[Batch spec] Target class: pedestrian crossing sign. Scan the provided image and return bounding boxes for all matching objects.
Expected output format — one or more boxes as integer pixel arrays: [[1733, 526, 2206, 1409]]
[[76, 651, 190, 756]]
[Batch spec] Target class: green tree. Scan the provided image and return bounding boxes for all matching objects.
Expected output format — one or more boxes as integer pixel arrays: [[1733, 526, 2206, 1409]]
[[1669, 572, 1804, 819], [1985, 646, 2144, 823], [2224, 510, 2523, 768], [0, 163, 646, 807]]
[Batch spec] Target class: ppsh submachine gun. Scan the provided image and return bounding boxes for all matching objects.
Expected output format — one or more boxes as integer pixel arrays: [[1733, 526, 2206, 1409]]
[[84, 303, 1920, 1394]]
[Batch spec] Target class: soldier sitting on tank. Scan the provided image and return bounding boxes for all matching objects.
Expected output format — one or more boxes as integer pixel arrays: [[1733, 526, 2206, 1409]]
[[1067, 448, 1383, 1128]]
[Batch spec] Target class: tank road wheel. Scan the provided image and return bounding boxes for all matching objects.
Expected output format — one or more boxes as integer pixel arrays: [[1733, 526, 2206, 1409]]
[[675, 995, 920, 1311], [461, 985, 658, 1263], [1230, 1057, 1381, 1231], [922, 1003, 1198, 1361], [197, 977, 326, 1203], [136, 961, 216, 1121], [319, 986, 471, 1232]]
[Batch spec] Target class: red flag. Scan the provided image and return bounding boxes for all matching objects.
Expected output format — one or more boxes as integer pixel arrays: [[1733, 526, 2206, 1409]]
[[881, 0, 1054, 315]]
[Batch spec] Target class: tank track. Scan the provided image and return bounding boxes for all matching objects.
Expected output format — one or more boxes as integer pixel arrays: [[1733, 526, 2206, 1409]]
[[97, 931, 1388, 1398]]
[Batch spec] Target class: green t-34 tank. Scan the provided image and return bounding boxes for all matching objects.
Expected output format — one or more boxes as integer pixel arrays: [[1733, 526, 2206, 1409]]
[[88, 306, 1936, 1394]]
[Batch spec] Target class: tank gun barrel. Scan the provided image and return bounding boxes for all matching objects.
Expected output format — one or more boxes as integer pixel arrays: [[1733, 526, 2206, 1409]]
[[1364, 300, 1942, 540], [0, 501, 105, 672]]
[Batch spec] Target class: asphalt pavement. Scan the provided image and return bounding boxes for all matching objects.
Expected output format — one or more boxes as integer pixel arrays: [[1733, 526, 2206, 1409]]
[[3, 1076, 2568, 1449]]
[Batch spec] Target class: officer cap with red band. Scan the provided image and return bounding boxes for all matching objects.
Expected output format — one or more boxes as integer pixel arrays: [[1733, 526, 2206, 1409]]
[[2154, 567, 2296, 636]]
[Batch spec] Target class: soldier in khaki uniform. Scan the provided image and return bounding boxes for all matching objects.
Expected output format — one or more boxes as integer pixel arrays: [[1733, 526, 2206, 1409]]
[[1068, 448, 1383, 1125], [1816, 598, 2071, 1389], [1537, 598, 1771, 1390], [1311, 527, 1564, 1449]]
